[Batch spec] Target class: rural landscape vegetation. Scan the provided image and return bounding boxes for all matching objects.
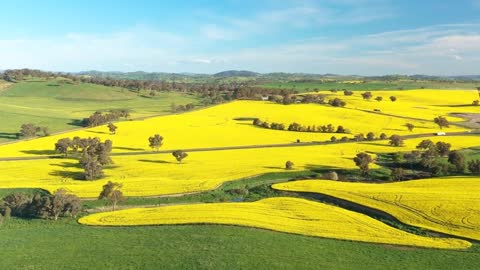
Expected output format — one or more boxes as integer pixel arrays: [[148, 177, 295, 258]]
[[1, 1, 480, 269]]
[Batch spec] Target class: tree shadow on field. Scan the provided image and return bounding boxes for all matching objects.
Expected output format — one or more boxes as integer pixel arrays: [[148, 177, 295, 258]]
[[21, 149, 57, 155], [138, 159, 172, 164], [85, 130, 108, 135], [49, 170, 85, 180], [49, 162, 85, 180], [49, 162, 81, 168], [68, 119, 84, 127], [0, 132, 19, 140], [263, 166, 284, 169], [361, 142, 390, 147]]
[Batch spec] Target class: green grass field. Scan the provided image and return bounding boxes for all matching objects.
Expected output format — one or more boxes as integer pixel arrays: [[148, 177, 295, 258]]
[[1, 218, 479, 270], [0, 79, 199, 142]]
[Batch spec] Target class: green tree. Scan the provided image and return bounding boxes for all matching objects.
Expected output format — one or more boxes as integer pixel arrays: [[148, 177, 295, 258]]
[[55, 138, 72, 157], [391, 168, 405, 181], [149, 134, 164, 151], [406, 123, 415, 132], [98, 181, 125, 211], [435, 141, 451, 157], [172, 150, 188, 163], [416, 139, 434, 150], [389, 135, 404, 147], [107, 122, 117, 134], [434, 116, 449, 130], [353, 152, 373, 176], [285, 160, 294, 170], [448, 151, 465, 173], [468, 160, 480, 175]]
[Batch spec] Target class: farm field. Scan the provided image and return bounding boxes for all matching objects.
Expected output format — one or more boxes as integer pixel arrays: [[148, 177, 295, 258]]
[[1, 80, 479, 268], [79, 197, 469, 249], [260, 80, 480, 92], [0, 135, 479, 197], [0, 89, 473, 158], [314, 89, 479, 122], [0, 79, 199, 142], [273, 177, 480, 240], [2, 219, 480, 270]]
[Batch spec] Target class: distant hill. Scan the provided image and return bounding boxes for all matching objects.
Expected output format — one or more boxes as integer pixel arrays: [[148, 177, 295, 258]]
[[213, 70, 260, 77]]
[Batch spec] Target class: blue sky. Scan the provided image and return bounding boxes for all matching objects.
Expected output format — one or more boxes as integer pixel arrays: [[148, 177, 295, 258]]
[[1, 0, 480, 75]]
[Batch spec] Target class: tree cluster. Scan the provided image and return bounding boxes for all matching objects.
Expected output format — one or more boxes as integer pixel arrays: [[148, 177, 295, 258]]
[[54, 137, 113, 180], [253, 119, 349, 134], [0, 189, 81, 220], [82, 110, 130, 127], [19, 123, 50, 138], [171, 103, 195, 113]]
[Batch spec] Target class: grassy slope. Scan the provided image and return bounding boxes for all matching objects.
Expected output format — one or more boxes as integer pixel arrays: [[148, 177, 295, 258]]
[[260, 81, 480, 92], [0, 218, 479, 270], [0, 79, 199, 142]]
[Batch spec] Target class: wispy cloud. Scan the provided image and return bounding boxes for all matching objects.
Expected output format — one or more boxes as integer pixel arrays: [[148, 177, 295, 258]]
[[1, 22, 479, 75], [197, 0, 394, 40]]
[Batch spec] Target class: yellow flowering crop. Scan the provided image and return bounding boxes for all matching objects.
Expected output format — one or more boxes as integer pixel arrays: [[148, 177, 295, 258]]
[[78, 197, 470, 249], [0, 136, 478, 198], [0, 89, 471, 158], [273, 177, 480, 240], [319, 89, 479, 122]]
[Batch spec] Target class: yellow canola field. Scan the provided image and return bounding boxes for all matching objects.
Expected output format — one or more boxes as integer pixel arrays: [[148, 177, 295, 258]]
[[0, 93, 466, 158], [321, 89, 479, 122], [78, 197, 470, 249], [0, 136, 478, 198], [273, 177, 480, 241]]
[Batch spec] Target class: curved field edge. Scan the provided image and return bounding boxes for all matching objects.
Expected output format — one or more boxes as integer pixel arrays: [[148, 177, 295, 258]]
[[78, 197, 470, 249], [272, 177, 480, 241]]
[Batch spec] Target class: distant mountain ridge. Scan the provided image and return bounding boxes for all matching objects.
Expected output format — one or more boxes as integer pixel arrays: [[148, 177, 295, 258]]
[[213, 70, 260, 77]]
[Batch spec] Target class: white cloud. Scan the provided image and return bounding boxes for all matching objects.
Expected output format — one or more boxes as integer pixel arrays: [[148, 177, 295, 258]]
[[0, 22, 479, 75]]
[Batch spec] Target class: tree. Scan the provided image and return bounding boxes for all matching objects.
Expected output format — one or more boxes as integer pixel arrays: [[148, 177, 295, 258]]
[[285, 160, 294, 170], [420, 147, 439, 169], [361, 92, 373, 100], [328, 98, 346, 107], [107, 122, 117, 134], [336, 125, 346, 133], [375, 96, 383, 102], [325, 171, 338, 180], [172, 150, 188, 163], [391, 168, 405, 181], [366, 132, 375, 141], [416, 139, 434, 150], [330, 136, 337, 142], [353, 152, 373, 176], [50, 189, 82, 221], [343, 90, 353, 96], [148, 134, 164, 151], [41, 127, 50, 136], [354, 133, 365, 142], [435, 141, 451, 157], [82, 155, 104, 180], [434, 116, 449, 130], [2, 193, 31, 216], [20, 123, 38, 138], [379, 133, 388, 140], [389, 135, 404, 147], [406, 123, 415, 132], [390, 96, 397, 102], [448, 151, 465, 173], [468, 159, 480, 175], [98, 181, 125, 211], [473, 100, 479, 106], [55, 138, 72, 157]]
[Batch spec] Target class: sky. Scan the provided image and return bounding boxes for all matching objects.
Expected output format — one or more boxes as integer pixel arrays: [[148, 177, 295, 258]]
[[1, 0, 480, 75]]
